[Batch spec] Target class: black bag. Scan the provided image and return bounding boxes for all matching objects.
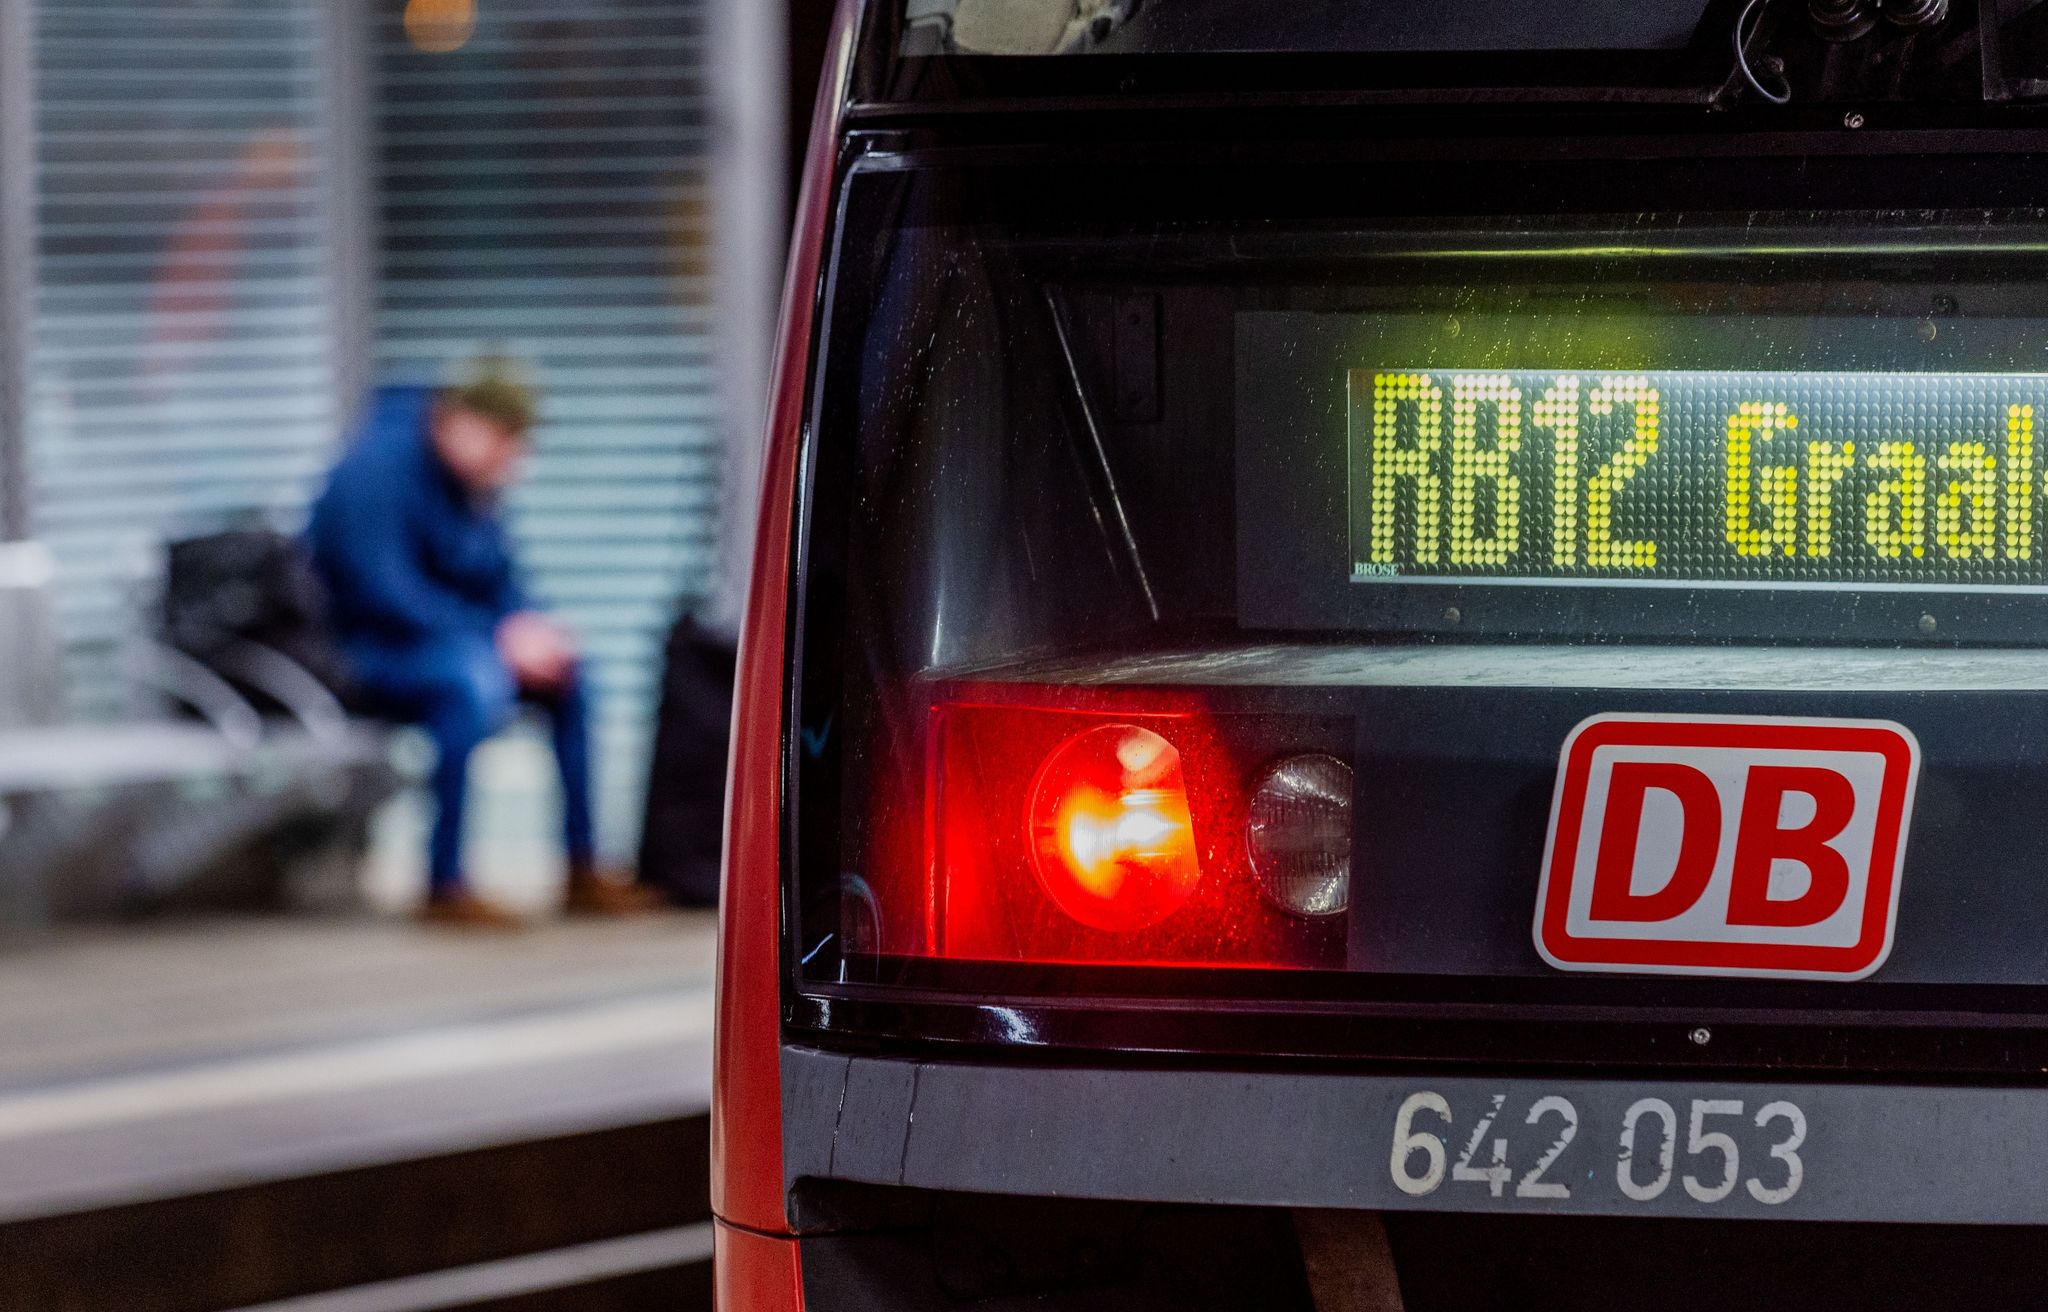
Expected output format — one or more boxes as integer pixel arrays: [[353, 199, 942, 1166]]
[[162, 529, 354, 709], [636, 612, 737, 906]]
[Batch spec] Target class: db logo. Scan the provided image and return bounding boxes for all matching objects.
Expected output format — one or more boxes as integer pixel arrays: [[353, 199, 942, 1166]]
[[1535, 714, 1920, 980]]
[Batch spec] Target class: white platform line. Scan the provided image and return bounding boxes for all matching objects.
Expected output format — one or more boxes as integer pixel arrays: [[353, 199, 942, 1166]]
[[0, 993, 711, 1143], [222, 1222, 716, 1312]]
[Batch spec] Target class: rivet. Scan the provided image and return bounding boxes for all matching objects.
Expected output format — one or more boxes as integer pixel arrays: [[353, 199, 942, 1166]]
[[1689, 1026, 1712, 1046]]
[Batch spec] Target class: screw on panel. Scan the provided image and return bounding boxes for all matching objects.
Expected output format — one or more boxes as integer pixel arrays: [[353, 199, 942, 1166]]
[[1442, 606, 1462, 626], [1844, 111, 1866, 128], [1689, 1027, 1713, 1046], [1809, 0, 1878, 41], [1881, 0, 1948, 28], [1918, 613, 1938, 635]]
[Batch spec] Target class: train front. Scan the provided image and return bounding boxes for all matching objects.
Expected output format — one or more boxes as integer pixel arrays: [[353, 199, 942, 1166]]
[[716, 2, 2048, 1305]]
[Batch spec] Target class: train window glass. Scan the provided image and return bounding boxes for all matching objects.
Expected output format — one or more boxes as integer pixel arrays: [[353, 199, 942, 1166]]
[[793, 153, 2048, 994]]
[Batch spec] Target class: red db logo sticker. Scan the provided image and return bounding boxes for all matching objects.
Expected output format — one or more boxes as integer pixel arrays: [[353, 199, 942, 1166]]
[[1536, 714, 1919, 980]]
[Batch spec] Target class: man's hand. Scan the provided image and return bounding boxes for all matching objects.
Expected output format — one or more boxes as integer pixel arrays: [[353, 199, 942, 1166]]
[[496, 611, 577, 691]]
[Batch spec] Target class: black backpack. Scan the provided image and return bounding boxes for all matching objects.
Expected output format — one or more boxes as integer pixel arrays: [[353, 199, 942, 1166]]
[[161, 529, 355, 710]]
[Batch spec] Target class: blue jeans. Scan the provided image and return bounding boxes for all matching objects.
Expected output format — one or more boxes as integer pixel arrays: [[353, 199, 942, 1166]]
[[348, 633, 596, 892]]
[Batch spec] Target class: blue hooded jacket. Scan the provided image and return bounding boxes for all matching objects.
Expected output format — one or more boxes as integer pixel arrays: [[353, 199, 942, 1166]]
[[307, 386, 528, 655]]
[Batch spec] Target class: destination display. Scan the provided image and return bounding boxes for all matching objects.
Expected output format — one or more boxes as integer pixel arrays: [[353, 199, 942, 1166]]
[[1350, 369, 2048, 589]]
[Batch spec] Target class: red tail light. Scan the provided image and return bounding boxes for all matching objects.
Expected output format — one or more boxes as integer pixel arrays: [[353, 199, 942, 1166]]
[[923, 697, 1347, 969], [1027, 724, 1201, 932]]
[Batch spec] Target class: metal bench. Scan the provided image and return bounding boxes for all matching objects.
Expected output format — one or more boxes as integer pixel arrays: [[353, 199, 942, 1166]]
[[0, 540, 396, 927]]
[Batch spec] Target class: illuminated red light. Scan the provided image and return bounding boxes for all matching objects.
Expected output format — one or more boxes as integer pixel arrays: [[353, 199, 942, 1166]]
[[1025, 724, 1200, 932], [920, 698, 1346, 969]]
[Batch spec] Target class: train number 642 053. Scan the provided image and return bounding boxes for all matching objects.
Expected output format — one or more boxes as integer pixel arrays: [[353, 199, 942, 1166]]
[[1388, 1091, 1807, 1207]]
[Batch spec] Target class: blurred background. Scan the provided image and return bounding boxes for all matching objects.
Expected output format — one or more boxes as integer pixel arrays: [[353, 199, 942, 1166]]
[[0, 0, 833, 1306]]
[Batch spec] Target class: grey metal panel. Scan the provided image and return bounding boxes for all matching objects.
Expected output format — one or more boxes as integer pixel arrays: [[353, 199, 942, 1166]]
[[781, 1048, 851, 1187], [829, 1056, 918, 1183], [370, 0, 718, 853], [786, 1046, 2048, 1225]]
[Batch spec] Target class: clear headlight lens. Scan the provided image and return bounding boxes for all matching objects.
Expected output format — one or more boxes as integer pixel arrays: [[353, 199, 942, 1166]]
[[1246, 753, 1353, 917]]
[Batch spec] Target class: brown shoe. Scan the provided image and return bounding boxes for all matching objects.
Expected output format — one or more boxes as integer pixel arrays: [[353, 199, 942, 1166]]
[[419, 888, 527, 931], [563, 869, 667, 916]]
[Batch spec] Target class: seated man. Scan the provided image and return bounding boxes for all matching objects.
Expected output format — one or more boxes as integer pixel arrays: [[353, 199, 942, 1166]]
[[308, 359, 657, 926]]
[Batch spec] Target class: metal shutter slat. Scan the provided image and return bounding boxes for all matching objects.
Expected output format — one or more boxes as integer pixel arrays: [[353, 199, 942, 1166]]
[[30, 0, 340, 718]]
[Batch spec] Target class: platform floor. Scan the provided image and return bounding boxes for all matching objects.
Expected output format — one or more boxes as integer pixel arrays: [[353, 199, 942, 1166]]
[[0, 911, 715, 1224]]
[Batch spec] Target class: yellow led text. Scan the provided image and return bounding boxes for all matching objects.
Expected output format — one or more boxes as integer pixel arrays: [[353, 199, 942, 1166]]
[[1367, 372, 1443, 565], [1584, 377, 1661, 569]]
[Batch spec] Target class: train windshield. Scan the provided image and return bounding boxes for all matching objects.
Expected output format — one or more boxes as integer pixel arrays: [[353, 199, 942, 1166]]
[[791, 147, 2048, 990]]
